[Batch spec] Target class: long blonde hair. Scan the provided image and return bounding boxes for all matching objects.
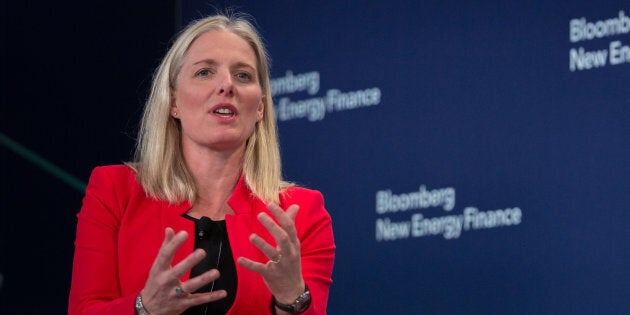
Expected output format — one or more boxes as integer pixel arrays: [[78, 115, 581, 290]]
[[132, 14, 289, 204]]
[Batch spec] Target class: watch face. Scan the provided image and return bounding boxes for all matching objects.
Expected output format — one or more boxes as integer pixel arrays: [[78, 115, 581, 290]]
[[274, 285, 312, 313], [294, 290, 311, 312]]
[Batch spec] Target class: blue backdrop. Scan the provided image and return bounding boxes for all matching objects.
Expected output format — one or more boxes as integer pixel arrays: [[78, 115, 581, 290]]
[[182, 1, 630, 314]]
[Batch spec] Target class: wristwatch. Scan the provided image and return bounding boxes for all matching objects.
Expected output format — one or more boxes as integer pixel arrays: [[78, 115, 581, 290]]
[[273, 284, 311, 313], [135, 292, 151, 315]]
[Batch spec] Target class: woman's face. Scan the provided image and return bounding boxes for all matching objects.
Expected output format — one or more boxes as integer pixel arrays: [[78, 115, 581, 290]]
[[172, 30, 264, 152]]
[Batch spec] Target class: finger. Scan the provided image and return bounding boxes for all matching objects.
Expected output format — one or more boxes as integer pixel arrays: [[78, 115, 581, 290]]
[[166, 230, 189, 253], [181, 290, 228, 308], [170, 248, 206, 279], [154, 230, 189, 269], [267, 204, 299, 239], [285, 204, 300, 222], [158, 228, 175, 256], [182, 269, 221, 293], [249, 233, 278, 260], [283, 205, 300, 239], [266, 203, 291, 225], [258, 212, 296, 252], [257, 212, 285, 237], [164, 227, 174, 243], [237, 257, 267, 274]]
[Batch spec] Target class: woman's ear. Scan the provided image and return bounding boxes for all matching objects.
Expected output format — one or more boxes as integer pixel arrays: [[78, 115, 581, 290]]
[[257, 96, 265, 121], [170, 92, 179, 118]]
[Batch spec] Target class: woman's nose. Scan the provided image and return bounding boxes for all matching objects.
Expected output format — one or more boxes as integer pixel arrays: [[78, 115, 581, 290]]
[[217, 71, 234, 95]]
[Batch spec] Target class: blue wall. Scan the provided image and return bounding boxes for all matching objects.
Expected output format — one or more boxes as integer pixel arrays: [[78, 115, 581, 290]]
[[182, 1, 630, 313]]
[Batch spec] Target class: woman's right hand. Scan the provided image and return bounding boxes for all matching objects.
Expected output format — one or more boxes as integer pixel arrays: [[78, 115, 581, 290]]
[[140, 227, 227, 315]]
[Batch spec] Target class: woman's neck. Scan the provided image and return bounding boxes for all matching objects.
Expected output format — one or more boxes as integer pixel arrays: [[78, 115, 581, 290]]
[[182, 143, 246, 220]]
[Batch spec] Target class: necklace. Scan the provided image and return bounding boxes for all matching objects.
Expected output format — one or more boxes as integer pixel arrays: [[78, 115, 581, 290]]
[[197, 216, 224, 315], [209, 239, 222, 293]]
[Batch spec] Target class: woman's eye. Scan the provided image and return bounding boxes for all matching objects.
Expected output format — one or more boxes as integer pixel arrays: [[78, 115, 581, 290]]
[[235, 72, 252, 82], [196, 69, 212, 77]]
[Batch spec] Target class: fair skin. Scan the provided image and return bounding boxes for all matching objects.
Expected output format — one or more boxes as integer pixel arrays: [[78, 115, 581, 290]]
[[140, 30, 305, 314]]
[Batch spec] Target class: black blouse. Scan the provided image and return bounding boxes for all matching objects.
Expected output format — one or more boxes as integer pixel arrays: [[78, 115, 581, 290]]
[[182, 214, 237, 315]]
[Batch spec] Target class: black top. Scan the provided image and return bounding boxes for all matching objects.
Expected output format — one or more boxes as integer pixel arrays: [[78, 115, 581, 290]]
[[182, 214, 237, 315]]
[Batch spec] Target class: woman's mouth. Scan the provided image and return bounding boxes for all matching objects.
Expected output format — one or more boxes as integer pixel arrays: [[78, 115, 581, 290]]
[[210, 104, 238, 117], [214, 107, 235, 117]]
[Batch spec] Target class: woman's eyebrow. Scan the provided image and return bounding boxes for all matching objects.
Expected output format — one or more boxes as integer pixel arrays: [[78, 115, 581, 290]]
[[192, 59, 218, 66], [231, 61, 256, 71]]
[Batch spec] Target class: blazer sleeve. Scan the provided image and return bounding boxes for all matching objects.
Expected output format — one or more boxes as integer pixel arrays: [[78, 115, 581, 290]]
[[68, 166, 136, 315], [285, 189, 336, 315]]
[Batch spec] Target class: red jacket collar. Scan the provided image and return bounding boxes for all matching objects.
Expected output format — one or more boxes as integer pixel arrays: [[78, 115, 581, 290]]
[[168, 175, 259, 216]]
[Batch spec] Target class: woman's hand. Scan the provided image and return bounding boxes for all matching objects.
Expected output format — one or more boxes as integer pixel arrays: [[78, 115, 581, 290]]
[[141, 228, 227, 315], [237, 204, 306, 305]]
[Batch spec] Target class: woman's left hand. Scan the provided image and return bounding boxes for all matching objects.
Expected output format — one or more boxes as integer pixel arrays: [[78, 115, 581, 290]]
[[237, 203, 305, 304]]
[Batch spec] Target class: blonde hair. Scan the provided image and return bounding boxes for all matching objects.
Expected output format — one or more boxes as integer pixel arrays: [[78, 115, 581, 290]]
[[132, 14, 289, 204]]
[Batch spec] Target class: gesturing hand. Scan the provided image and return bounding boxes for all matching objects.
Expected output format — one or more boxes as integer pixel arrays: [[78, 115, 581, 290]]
[[141, 228, 227, 315], [237, 204, 306, 305]]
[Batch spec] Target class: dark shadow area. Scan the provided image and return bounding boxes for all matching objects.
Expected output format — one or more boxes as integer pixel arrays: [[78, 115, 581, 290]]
[[1, 1, 175, 313]]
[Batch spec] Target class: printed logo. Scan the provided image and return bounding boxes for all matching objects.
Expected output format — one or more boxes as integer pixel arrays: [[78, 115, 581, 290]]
[[270, 70, 382, 122], [569, 10, 630, 71], [375, 185, 523, 241]]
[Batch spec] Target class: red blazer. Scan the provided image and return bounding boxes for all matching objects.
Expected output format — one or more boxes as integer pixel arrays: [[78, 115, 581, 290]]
[[69, 165, 335, 315]]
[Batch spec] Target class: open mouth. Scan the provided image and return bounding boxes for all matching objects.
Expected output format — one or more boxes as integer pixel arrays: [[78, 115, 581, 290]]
[[214, 107, 235, 117]]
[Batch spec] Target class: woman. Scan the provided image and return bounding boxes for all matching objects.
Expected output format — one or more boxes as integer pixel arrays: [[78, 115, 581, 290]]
[[68, 14, 335, 315]]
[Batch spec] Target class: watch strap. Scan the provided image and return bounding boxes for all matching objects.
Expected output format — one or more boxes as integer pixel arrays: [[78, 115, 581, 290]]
[[135, 292, 151, 315], [273, 284, 311, 313]]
